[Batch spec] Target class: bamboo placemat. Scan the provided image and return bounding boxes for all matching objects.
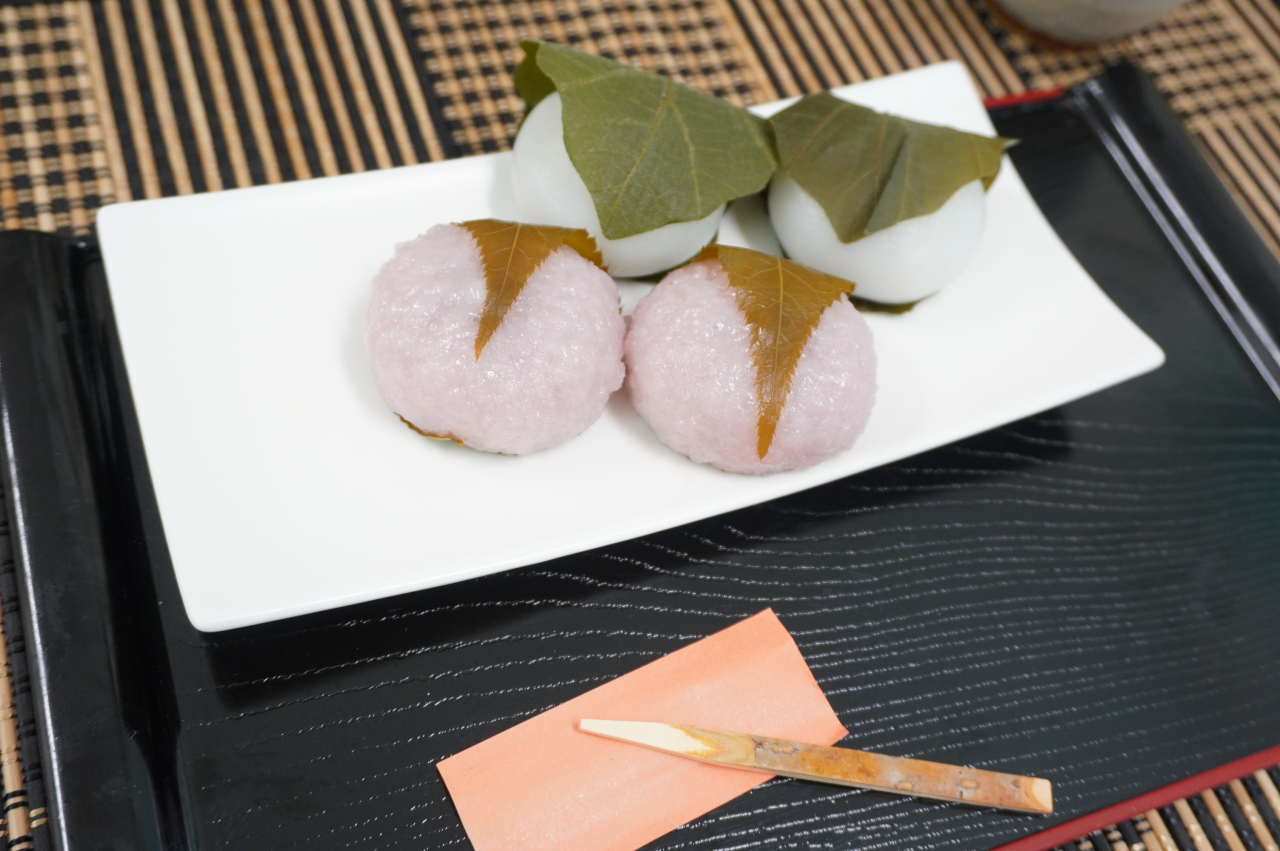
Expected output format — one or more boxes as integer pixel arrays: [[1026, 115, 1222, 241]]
[[2, 0, 1280, 846], [5, 0, 1280, 249], [0, 502, 39, 851]]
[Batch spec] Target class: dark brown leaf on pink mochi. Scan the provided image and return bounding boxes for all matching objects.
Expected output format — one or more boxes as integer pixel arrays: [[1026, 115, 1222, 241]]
[[460, 219, 605, 359], [397, 415, 464, 446], [695, 245, 856, 460]]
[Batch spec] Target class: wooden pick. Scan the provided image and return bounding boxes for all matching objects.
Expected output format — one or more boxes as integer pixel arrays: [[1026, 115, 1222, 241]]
[[579, 720, 1053, 814]]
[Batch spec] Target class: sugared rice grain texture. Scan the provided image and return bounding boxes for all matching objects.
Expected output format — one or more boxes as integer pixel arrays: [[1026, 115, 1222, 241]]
[[364, 223, 626, 455], [625, 260, 877, 474]]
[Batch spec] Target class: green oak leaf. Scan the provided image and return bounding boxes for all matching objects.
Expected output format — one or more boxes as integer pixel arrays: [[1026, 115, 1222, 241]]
[[514, 40, 777, 240], [770, 91, 1012, 243]]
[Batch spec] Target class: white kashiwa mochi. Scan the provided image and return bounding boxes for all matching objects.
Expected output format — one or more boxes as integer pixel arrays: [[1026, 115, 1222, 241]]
[[625, 259, 877, 474], [769, 175, 986, 304], [365, 224, 626, 455], [512, 93, 724, 278]]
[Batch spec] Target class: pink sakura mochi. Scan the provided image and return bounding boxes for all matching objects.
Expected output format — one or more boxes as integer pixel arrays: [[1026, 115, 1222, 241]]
[[625, 259, 877, 474], [364, 223, 626, 455]]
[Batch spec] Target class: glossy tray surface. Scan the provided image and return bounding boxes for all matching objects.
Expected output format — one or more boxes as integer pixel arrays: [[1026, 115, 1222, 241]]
[[0, 67, 1278, 851], [95, 63, 1161, 631], [161, 96, 1280, 849]]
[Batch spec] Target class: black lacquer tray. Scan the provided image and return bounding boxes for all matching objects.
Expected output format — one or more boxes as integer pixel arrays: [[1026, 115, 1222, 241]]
[[1, 63, 1279, 851]]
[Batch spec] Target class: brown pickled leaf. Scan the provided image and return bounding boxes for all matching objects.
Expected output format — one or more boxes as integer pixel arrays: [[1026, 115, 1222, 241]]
[[697, 245, 855, 460], [398, 415, 464, 447], [461, 219, 604, 359], [851, 294, 917, 314]]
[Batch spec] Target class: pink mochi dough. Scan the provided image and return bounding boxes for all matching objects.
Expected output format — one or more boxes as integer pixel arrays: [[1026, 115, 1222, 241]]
[[364, 223, 626, 455], [625, 259, 877, 474]]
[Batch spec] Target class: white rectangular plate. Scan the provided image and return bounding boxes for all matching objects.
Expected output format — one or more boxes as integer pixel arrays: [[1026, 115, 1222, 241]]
[[98, 62, 1164, 632]]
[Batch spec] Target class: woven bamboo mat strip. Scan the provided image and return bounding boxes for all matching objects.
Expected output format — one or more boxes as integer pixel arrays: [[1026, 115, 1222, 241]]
[[73, 0, 445, 199], [0, 3, 114, 233], [0, 505, 36, 851], [5, 0, 1280, 252], [401, 0, 773, 155], [0, 610, 31, 851], [1049, 769, 1280, 851]]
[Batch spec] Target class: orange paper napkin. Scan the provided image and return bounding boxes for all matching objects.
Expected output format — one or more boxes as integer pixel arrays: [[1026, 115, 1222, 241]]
[[436, 609, 848, 851]]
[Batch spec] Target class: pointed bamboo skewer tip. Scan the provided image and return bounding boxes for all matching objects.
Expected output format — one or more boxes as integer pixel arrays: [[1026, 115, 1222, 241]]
[[578, 719, 1052, 814]]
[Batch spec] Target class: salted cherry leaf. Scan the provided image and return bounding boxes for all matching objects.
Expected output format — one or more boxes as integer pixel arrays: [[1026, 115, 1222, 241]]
[[461, 219, 604, 359], [770, 91, 1011, 243], [398, 414, 463, 446], [696, 244, 855, 460], [514, 39, 777, 240]]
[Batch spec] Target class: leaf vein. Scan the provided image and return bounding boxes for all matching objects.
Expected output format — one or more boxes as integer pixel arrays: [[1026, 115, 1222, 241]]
[[599, 78, 676, 233]]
